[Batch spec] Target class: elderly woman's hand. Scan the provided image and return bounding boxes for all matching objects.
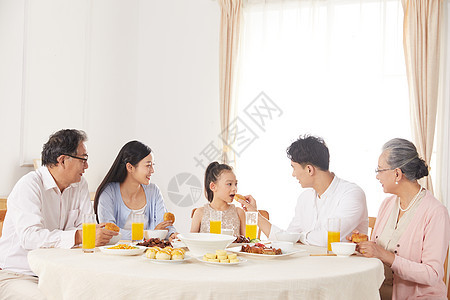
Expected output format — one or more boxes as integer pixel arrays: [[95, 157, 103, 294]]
[[358, 241, 395, 266], [346, 230, 359, 242]]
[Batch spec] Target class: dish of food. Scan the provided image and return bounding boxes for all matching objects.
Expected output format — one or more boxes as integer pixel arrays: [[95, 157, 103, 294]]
[[227, 245, 305, 259], [99, 244, 146, 256], [196, 256, 247, 266], [142, 246, 187, 262], [196, 249, 246, 265], [137, 238, 172, 248]]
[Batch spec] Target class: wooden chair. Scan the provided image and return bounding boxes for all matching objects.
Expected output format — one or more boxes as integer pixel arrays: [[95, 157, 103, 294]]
[[0, 209, 6, 237], [368, 216, 376, 239], [190, 208, 269, 239]]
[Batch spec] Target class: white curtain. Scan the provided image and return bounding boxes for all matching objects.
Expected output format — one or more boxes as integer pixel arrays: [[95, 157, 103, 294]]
[[235, 0, 411, 228], [436, 0, 450, 211]]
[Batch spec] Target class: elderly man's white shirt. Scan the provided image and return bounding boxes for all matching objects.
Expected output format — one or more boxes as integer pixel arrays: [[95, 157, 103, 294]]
[[270, 176, 368, 246], [0, 166, 92, 275]]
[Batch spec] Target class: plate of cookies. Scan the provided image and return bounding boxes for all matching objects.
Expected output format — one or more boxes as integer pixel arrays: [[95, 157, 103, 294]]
[[196, 250, 247, 266], [142, 246, 190, 263]]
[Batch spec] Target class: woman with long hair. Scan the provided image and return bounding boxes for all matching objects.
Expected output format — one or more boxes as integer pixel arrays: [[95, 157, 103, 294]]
[[94, 141, 176, 240]]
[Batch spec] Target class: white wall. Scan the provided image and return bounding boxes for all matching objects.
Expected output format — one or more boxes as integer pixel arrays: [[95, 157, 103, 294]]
[[0, 0, 220, 233]]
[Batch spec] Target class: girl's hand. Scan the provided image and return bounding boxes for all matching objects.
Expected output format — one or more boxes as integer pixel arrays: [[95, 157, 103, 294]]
[[236, 195, 258, 212], [358, 241, 395, 266], [154, 220, 173, 230], [169, 232, 178, 242]]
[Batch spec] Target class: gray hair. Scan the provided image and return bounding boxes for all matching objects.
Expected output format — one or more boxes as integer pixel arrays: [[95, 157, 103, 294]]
[[382, 138, 428, 181]]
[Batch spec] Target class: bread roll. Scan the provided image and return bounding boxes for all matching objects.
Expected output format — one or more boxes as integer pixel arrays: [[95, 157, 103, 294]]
[[164, 212, 175, 223], [145, 249, 157, 259], [234, 194, 246, 201], [105, 223, 120, 232], [351, 233, 368, 243], [156, 250, 171, 260]]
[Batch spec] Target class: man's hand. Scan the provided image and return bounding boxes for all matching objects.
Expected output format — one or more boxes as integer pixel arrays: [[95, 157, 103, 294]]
[[236, 195, 258, 212], [95, 223, 118, 247]]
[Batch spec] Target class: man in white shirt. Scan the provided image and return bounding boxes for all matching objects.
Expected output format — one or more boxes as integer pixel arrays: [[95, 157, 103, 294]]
[[237, 135, 368, 246], [0, 129, 117, 299]]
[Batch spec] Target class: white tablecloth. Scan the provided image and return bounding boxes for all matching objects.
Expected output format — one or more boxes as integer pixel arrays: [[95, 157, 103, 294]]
[[28, 244, 384, 300]]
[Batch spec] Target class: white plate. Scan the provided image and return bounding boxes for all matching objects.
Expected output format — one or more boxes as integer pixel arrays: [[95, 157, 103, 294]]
[[227, 246, 306, 259], [141, 254, 191, 264], [106, 233, 123, 245], [195, 256, 247, 266], [98, 245, 146, 256]]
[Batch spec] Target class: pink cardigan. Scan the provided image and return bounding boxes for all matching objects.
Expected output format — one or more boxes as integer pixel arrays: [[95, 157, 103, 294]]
[[372, 191, 450, 299]]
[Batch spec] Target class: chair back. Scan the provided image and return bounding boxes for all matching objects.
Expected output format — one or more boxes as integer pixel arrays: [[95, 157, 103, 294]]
[[0, 209, 6, 237], [368, 217, 376, 239], [257, 210, 269, 239]]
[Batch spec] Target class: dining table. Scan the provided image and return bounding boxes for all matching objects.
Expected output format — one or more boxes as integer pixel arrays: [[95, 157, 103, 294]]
[[28, 243, 385, 300]]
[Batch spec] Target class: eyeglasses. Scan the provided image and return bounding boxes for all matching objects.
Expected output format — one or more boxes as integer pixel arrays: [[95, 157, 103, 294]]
[[64, 154, 88, 163], [375, 167, 394, 174]]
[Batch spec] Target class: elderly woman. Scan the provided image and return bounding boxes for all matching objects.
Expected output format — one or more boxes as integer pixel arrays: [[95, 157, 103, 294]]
[[357, 138, 450, 299]]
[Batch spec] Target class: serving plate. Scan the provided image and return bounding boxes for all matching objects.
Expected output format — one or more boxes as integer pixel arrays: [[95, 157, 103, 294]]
[[141, 254, 191, 264], [227, 246, 306, 259], [195, 256, 247, 266], [98, 245, 146, 256]]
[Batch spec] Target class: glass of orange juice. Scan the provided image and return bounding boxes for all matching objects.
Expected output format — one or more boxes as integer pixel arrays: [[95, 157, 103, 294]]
[[82, 214, 96, 253], [245, 211, 258, 240], [131, 213, 145, 242], [327, 218, 341, 253], [209, 210, 222, 234]]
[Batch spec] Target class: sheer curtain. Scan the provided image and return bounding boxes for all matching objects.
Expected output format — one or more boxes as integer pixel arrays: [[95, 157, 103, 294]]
[[235, 0, 411, 229], [218, 0, 243, 164], [402, 0, 444, 191], [436, 0, 450, 210]]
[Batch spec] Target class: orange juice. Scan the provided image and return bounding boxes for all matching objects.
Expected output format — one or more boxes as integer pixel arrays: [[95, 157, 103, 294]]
[[210, 220, 222, 234], [327, 231, 340, 251], [246, 224, 257, 240], [82, 223, 96, 250], [132, 222, 144, 241]]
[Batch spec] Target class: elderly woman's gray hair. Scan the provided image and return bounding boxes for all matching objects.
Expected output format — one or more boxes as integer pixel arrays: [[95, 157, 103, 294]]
[[382, 138, 428, 181]]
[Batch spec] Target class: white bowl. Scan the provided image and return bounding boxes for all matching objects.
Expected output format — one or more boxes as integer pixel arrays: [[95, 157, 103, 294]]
[[177, 233, 236, 256], [271, 241, 294, 252], [275, 231, 301, 243], [331, 242, 356, 257], [107, 233, 122, 245], [144, 230, 168, 240]]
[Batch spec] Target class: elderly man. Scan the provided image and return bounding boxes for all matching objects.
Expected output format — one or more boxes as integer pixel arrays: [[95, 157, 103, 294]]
[[237, 135, 368, 247], [0, 129, 117, 299]]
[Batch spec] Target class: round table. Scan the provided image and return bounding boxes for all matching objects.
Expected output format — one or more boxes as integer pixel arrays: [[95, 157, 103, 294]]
[[28, 244, 384, 300]]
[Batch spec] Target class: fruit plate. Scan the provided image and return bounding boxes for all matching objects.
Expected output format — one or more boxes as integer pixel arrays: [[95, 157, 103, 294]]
[[226, 246, 306, 259], [195, 256, 247, 266]]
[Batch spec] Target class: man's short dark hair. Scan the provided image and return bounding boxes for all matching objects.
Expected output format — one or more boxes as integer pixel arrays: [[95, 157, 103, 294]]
[[286, 135, 330, 171], [41, 129, 88, 166]]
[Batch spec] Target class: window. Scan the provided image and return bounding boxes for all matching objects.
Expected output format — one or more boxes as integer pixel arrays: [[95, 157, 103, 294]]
[[235, 0, 411, 229]]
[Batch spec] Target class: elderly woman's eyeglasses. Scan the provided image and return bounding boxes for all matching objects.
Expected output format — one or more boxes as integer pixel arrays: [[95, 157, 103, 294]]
[[64, 154, 88, 163], [375, 168, 394, 174]]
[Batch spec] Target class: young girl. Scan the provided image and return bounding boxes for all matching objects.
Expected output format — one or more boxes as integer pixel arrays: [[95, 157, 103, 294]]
[[94, 141, 176, 241], [190, 162, 246, 236]]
